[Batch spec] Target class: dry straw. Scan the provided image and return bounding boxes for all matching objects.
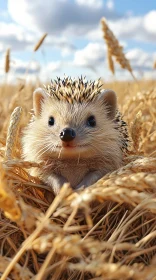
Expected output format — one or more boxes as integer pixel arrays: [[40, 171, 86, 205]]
[[101, 17, 136, 80], [34, 33, 47, 52]]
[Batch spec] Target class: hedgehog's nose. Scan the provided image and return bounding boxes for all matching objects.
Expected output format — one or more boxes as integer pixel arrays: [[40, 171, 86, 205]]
[[60, 128, 76, 142]]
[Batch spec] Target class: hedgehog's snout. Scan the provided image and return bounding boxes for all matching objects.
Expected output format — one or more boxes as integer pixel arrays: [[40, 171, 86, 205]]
[[60, 128, 76, 142]]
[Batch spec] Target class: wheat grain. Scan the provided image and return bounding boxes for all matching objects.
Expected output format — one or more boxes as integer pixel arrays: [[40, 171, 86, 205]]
[[34, 33, 47, 52]]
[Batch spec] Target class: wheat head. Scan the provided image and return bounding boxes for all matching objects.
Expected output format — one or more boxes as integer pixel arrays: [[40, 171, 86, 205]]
[[5, 107, 23, 160], [5, 48, 10, 73], [34, 33, 48, 52], [101, 17, 136, 80]]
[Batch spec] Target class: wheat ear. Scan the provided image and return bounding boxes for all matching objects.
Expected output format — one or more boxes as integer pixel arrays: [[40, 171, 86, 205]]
[[5, 107, 23, 160], [101, 17, 136, 80], [34, 33, 47, 52], [5, 48, 10, 73]]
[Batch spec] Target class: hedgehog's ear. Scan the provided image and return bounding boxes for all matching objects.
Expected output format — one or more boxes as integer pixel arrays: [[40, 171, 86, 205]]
[[33, 88, 48, 116], [98, 89, 117, 119]]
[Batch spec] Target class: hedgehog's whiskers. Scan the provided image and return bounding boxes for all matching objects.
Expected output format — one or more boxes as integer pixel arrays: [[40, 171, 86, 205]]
[[36, 143, 54, 159], [58, 147, 63, 159]]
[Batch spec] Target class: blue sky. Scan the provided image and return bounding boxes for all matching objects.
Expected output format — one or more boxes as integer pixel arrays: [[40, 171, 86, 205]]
[[0, 0, 156, 82], [114, 0, 156, 15]]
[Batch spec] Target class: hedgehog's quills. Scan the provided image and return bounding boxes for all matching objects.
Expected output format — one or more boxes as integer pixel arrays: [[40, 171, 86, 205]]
[[22, 77, 129, 195]]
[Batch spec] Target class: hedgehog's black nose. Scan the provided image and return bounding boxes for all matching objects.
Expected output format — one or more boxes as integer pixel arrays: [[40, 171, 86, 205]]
[[60, 128, 76, 142]]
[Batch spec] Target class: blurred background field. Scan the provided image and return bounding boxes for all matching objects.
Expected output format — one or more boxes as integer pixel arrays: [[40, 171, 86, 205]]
[[0, 1, 156, 280]]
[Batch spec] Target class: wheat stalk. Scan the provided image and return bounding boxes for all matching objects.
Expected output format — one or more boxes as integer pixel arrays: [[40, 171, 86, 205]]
[[5, 48, 10, 73], [101, 17, 136, 80], [34, 33, 47, 52], [5, 107, 23, 160]]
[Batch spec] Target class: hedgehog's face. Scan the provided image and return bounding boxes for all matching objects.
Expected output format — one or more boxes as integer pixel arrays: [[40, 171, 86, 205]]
[[32, 87, 118, 160]]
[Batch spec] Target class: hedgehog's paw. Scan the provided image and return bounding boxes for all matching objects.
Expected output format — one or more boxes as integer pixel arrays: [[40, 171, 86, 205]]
[[75, 171, 102, 190], [45, 173, 68, 195]]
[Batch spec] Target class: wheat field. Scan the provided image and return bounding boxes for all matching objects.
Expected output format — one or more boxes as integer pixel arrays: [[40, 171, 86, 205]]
[[0, 19, 156, 280]]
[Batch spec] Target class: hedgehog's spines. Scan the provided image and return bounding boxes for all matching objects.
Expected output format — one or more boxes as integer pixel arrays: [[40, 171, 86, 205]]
[[44, 76, 103, 103], [114, 110, 129, 153]]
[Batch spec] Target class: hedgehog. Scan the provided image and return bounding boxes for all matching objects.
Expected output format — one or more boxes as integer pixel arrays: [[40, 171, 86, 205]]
[[22, 77, 129, 194]]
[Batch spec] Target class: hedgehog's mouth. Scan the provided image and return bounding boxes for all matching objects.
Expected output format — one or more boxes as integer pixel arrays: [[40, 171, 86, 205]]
[[53, 144, 91, 158], [56, 144, 87, 149], [54, 143, 89, 153]]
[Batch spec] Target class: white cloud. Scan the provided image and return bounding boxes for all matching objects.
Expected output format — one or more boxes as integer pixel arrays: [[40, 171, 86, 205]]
[[106, 0, 114, 10], [86, 25, 103, 41], [76, 0, 103, 9], [13, 59, 40, 74], [0, 43, 5, 53], [0, 21, 35, 51], [0, 55, 41, 84], [143, 10, 156, 35], [109, 11, 156, 42], [0, 46, 155, 83], [46, 61, 62, 72], [8, 0, 119, 36], [61, 46, 75, 57], [87, 11, 156, 43], [126, 48, 156, 71], [73, 42, 156, 80], [0, 10, 10, 19], [0, 20, 77, 57], [8, 0, 35, 31], [36, 61, 64, 82], [73, 42, 105, 68], [7, 0, 156, 53]]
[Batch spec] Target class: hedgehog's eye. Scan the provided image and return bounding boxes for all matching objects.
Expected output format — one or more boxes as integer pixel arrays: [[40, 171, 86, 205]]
[[87, 115, 96, 127], [48, 116, 55, 126]]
